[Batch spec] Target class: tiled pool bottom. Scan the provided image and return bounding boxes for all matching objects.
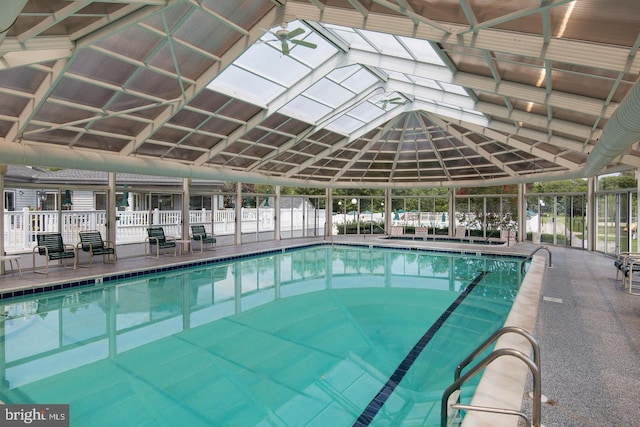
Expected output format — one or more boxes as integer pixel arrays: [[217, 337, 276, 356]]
[[0, 243, 539, 426]]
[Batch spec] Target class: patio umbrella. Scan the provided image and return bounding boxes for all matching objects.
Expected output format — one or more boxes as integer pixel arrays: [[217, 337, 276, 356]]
[[63, 189, 72, 207], [120, 185, 129, 207]]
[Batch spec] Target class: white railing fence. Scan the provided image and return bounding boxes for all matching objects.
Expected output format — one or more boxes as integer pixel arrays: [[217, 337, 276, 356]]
[[3, 207, 318, 253]]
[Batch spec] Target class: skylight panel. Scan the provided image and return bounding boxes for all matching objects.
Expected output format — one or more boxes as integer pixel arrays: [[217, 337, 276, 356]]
[[207, 20, 338, 106], [439, 82, 470, 96], [325, 25, 376, 52], [341, 68, 379, 93], [407, 75, 442, 90], [386, 71, 414, 83], [210, 65, 285, 105], [398, 36, 446, 65], [327, 65, 360, 83], [325, 114, 364, 134], [347, 101, 386, 123], [234, 42, 310, 87], [304, 78, 354, 108], [288, 31, 338, 64], [356, 29, 413, 60], [279, 96, 333, 123]]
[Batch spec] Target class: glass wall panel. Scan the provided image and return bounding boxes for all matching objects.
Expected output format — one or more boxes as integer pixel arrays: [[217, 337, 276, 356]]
[[468, 197, 483, 237], [566, 195, 587, 249], [595, 194, 618, 255]]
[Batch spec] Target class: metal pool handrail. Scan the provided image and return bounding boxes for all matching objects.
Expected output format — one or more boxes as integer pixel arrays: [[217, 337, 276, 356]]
[[440, 326, 542, 427], [521, 245, 552, 273]]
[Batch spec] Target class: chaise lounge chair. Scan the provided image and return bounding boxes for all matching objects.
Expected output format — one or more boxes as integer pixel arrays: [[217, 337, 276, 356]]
[[145, 227, 176, 257], [614, 252, 640, 293], [190, 224, 216, 253], [77, 230, 117, 266], [33, 233, 76, 274]]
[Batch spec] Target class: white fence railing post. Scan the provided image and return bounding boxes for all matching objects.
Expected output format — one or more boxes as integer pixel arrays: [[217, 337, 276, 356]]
[[22, 208, 30, 250]]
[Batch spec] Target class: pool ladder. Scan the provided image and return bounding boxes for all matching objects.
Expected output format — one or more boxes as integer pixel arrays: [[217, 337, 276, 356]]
[[440, 326, 542, 427], [520, 245, 552, 273]]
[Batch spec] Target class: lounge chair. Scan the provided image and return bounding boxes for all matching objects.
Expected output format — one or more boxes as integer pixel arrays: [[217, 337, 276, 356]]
[[190, 225, 216, 253], [614, 252, 640, 291], [77, 230, 117, 266], [33, 233, 76, 273], [625, 258, 640, 295], [145, 227, 176, 257]]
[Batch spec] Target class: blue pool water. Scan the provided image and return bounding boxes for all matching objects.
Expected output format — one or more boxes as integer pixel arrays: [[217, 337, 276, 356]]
[[0, 245, 526, 426]]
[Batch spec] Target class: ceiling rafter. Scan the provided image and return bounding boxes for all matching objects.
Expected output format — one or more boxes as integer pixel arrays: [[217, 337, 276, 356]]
[[6, 59, 68, 143], [475, 101, 600, 141], [15, 0, 92, 43], [23, 97, 179, 137], [76, 3, 174, 48], [346, 48, 616, 118], [369, 0, 452, 34], [286, 1, 639, 74], [428, 115, 516, 177], [187, 0, 249, 36], [330, 117, 400, 182], [456, 0, 574, 35], [415, 114, 451, 180], [284, 104, 412, 178], [200, 54, 352, 167], [121, 5, 280, 157], [138, 22, 222, 62], [461, 122, 583, 170]]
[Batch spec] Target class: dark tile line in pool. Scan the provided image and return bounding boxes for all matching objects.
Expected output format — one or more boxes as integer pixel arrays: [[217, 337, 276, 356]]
[[0, 242, 524, 301], [1, 279, 95, 300], [354, 270, 490, 426]]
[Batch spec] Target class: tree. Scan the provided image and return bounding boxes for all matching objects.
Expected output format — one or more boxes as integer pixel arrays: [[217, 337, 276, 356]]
[[598, 172, 636, 191]]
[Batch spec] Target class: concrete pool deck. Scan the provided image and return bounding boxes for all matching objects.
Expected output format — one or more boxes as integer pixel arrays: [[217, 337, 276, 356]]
[[0, 236, 637, 426]]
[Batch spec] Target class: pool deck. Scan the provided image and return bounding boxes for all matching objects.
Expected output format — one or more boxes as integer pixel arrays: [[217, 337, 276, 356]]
[[1, 236, 638, 426]]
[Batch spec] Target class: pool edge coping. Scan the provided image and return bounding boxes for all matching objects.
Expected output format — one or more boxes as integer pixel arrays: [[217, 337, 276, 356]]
[[460, 253, 546, 427]]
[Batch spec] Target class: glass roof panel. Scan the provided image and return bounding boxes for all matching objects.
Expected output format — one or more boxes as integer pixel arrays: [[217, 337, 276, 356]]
[[326, 65, 360, 83], [303, 78, 354, 108], [210, 19, 486, 138], [283, 29, 339, 68], [341, 67, 380, 93], [356, 29, 414, 60], [233, 42, 311, 87], [347, 101, 386, 123], [324, 25, 376, 52], [326, 114, 365, 134], [398, 37, 446, 65], [410, 75, 446, 89], [386, 71, 415, 84], [438, 81, 470, 96], [209, 65, 285, 105], [279, 96, 333, 124], [208, 20, 337, 105]]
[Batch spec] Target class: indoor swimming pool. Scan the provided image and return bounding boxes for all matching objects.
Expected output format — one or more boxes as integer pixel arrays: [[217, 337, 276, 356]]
[[0, 244, 528, 426]]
